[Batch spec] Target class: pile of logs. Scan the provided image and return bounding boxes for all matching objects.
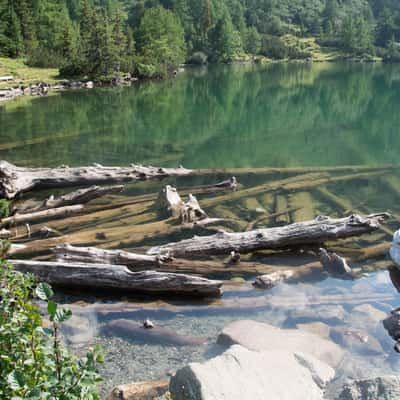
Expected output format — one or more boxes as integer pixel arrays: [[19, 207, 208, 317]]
[[0, 160, 397, 298]]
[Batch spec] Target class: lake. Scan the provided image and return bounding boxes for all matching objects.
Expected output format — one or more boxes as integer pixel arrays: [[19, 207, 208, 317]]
[[1, 62, 400, 397]]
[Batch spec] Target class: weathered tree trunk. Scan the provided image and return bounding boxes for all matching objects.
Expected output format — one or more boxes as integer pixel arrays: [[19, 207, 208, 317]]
[[148, 213, 390, 257], [156, 185, 208, 223], [21, 185, 124, 213], [53, 243, 167, 267], [0, 161, 192, 199], [10, 259, 223, 297], [53, 243, 292, 277], [1, 205, 84, 227]]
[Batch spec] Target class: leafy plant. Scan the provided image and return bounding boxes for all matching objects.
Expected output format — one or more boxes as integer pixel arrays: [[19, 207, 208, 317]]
[[0, 199, 10, 219], [0, 258, 103, 399]]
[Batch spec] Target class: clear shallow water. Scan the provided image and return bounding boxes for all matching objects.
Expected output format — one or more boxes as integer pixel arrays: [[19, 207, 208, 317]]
[[2, 63, 400, 397]]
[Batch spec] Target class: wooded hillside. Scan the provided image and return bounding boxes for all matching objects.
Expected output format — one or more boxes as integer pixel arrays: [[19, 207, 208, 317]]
[[1, 0, 400, 79]]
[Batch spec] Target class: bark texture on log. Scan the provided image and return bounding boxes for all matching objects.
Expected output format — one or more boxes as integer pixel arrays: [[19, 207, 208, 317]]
[[53, 244, 169, 267], [148, 213, 390, 257], [10, 259, 223, 297], [22, 185, 124, 213], [1, 205, 84, 227], [0, 161, 192, 199]]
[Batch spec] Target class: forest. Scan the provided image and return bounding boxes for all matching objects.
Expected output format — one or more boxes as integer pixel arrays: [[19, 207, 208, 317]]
[[1, 0, 400, 79]]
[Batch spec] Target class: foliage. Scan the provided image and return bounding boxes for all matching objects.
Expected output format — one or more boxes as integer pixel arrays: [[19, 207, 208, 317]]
[[0, 199, 10, 218], [0, 259, 103, 399], [135, 6, 186, 77], [2, 0, 400, 79], [187, 51, 208, 65]]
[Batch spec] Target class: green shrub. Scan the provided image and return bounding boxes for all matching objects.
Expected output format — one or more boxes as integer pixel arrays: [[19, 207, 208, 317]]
[[0, 259, 103, 399], [0, 199, 10, 219], [187, 51, 208, 65]]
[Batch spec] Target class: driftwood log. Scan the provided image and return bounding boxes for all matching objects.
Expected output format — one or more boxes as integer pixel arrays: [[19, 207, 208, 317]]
[[148, 213, 390, 257], [9, 259, 223, 297], [0, 161, 192, 199], [53, 244, 169, 267], [21, 185, 124, 213], [1, 205, 84, 227]]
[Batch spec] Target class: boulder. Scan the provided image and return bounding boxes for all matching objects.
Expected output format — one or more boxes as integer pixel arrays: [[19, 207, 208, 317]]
[[217, 320, 344, 368], [351, 304, 387, 324], [330, 327, 382, 355], [287, 305, 346, 325], [170, 345, 334, 400], [253, 270, 294, 289], [107, 380, 169, 400], [337, 376, 400, 400], [296, 322, 331, 339]]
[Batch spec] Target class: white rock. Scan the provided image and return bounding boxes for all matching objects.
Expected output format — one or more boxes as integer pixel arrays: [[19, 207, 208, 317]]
[[170, 345, 334, 400], [217, 319, 344, 368]]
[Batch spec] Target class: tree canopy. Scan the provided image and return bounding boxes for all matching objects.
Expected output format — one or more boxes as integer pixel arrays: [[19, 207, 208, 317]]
[[1, 0, 400, 78]]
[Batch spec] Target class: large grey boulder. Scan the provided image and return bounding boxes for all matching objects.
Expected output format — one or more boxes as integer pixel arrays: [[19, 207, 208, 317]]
[[217, 319, 344, 368], [337, 376, 400, 400], [170, 345, 334, 400]]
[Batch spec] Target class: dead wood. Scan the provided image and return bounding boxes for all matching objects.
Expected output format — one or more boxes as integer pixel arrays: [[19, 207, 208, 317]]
[[0, 161, 192, 199], [1, 204, 84, 227], [148, 213, 390, 257], [156, 185, 208, 223], [20, 185, 124, 213], [10, 259, 223, 297]]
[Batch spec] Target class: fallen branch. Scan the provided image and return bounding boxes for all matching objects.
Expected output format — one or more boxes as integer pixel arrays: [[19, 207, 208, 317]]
[[10, 259, 223, 297], [20, 185, 124, 213], [0, 161, 192, 199], [148, 213, 390, 257]]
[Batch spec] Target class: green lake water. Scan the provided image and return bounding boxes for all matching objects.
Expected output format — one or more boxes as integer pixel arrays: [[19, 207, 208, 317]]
[[1, 62, 400, 168], [1, 62, 400, 397]]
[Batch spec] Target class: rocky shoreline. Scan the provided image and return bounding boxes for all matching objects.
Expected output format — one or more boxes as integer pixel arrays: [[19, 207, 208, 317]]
[[0, 75, 138, 103]]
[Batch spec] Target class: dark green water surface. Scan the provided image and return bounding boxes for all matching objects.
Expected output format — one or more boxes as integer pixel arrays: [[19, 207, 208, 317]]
[[1, 62, 400, 168], [2, 63, 400, 397]]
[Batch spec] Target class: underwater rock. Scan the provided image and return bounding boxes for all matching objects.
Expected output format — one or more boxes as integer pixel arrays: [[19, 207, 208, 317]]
[[336, 376, 400, 400], [102, 319, 207, 346], [330, 327, 382, 355], [253, 270, 294, 289], [296, 322, 331, 339], [217, 320, 344, 368], [170, 345, 334, 400]]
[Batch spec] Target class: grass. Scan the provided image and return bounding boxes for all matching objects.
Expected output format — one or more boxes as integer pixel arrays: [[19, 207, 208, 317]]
[[0, 57, 61, 89]]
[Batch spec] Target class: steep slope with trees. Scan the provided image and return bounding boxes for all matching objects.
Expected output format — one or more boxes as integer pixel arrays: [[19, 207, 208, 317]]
[[1, 0, 400, 79]]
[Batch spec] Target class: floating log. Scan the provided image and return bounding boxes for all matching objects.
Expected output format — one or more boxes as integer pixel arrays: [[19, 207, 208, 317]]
[[148, 213, 390, 257], [52, 244, 290, 277], [0, 161, 193, 199], [0, 228, 11, 239], [1, 204, 84, 227], [53, 244, 167, 267], [21, 185, 124, 213], [10, 259, 223, 297]]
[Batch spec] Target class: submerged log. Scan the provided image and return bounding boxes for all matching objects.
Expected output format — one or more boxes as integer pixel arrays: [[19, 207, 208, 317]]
[[10, 259, 223, 297], [148, 213, 390, 257], [1, 204, 84, 227], [0, 161, 192, 199], [21, 185, 124, 213]]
